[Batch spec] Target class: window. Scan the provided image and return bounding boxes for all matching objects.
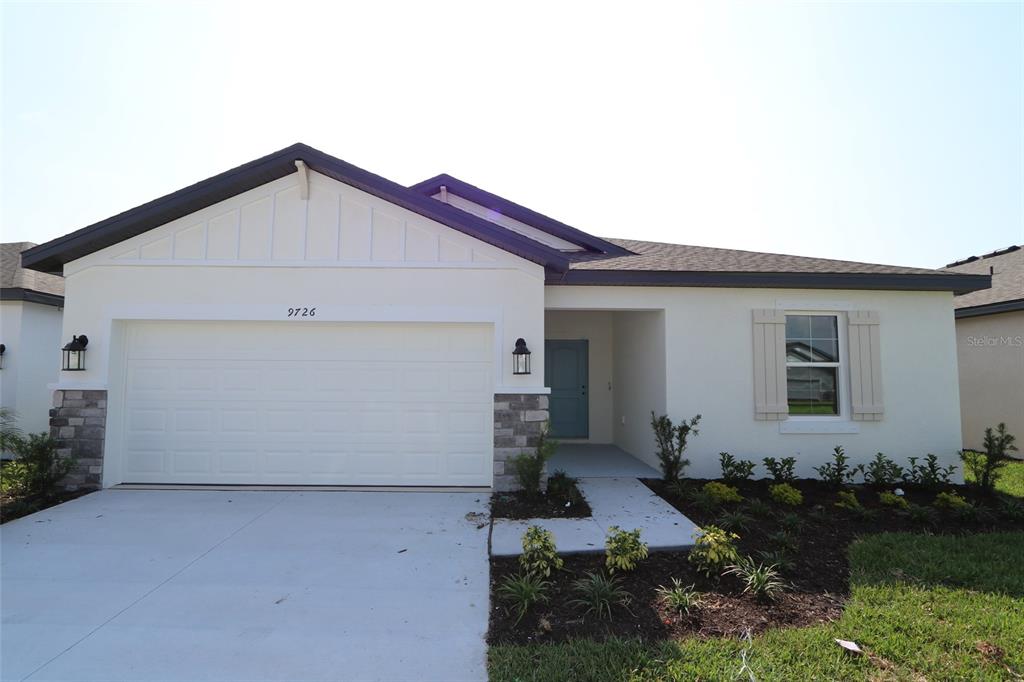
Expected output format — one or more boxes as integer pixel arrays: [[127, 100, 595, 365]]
[[785, 314, 840, 416]]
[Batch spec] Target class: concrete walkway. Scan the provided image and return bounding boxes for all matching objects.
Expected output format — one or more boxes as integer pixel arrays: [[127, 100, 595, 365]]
[[2, 489, 490, 682], [491, 477, 701, 557]]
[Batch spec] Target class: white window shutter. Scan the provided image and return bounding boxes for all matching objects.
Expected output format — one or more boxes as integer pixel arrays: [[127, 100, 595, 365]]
[[848, 311, 884, 421], [752, 309, 789, 420]]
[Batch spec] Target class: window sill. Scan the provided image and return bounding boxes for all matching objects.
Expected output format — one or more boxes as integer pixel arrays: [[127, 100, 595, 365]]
[[779, 419, 860, 435]]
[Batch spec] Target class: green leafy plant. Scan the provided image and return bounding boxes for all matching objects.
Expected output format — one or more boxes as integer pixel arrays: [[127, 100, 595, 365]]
[[879, 491, 908, 509], [863, 453, 904, 487], [569, 572, 631, 620], [519, 525, 563, 578], [725, 557, 786, 601], [834, 489, 862, 511], [510, 426, 558, 498], [718, 452, 756, 482], [0, 407, 24, 454], [779, 512, 803, 533], [905, 503, 938, 527], [497, 573, 550, 624], [961, 423, 1018, 494], [743, 498, 772, 518], [0, 433, 75, 498], [650, 412, 701, 482], [715, 509, 753, 532], [655, 578, 702, 615], [702, 481, 743, 504], [756, 548, 796, 572], [766, 529, 798, 552], [688, 525, 740, 576], [769, 483, 803, 506], [933, 491, 970, 511], [813, 446, 861, 487], [545, 470, 584, 508], [905, 454, 956, 489], [687, 488, 720, 515], [605, 526, 648, 573], [762, 456, 797, 483], [999, 498, 1024, 522]]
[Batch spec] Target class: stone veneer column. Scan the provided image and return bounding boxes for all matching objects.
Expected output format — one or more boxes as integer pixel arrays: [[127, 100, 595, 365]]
[[50, 389, 107, 491], [493, 393, 549, 491]]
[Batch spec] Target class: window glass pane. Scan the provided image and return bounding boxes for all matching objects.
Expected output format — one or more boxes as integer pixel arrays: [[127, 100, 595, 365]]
[[787, 366, 838, 415], [809, 339, 838, 362], [785, 315, 811, 340], [810, 315, 838, 340], [786, 341, 815, 362]]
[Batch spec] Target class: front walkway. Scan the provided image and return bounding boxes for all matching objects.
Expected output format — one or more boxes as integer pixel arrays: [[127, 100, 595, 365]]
[[548, 443, 661, 478], [491, 477, 700, 557], [1, 489, 490, 682]]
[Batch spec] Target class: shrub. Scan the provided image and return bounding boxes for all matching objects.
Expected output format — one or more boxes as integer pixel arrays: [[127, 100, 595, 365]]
[[863, 453, 904, 487], [779, 512, 802, 533], [0, 407, 23, 454], [769, 483, 803, 506], [905, 503, 938, 527], [687, 489, 719, 515], [497, 573, 550, 624], [725, 557, 787, 601], [703, 481, 743, 504], [569, 572, 631, 620], [933, 491, 970, 512], [756, 548, 796, 573], [510, 426, 558, 497], [762, 456, 796, 483], [718, 452, 756, 482], [688, 525, 740, 576], [814, 446, 862, 487], [961, 423, 1018, 494], [905, 454, 956, 489], [715, 510, 753, 532], [656, 578, 702, 615], [545, 470, 584, 508], [605, 526, 648, 573], [999, 498, 1024, 522], [834, 489, 861, 511], [744, 498, 772, 518], [766, 529, 798, 552], [650, 412, 701, 482], [0, 433, 74, 498], [879, 491, 908, 509], [519, 525, 563, 578]]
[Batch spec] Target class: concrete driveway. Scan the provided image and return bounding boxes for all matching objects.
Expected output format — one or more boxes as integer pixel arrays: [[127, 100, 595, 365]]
[[1, 489, 490, 682]]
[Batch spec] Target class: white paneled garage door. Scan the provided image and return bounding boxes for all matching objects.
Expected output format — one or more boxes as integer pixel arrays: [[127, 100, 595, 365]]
[[117, 321, 494, 486]]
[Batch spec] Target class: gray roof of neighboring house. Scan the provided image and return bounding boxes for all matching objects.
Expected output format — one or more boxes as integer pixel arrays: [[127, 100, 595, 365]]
[[943, 245, 1024, 317], [1, 242, 64, 302]]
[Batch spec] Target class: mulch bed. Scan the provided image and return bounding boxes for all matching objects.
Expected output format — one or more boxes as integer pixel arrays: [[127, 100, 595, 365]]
[[489, 477, 1023, 645], [491, 481, 593, 520], [1, 489, 92, 524]]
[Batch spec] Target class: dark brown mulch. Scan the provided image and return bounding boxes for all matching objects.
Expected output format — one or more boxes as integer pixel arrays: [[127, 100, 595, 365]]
[[491, 482, 593, 520], [0, 489, 93, 524], [488, 477, 1023, 645]]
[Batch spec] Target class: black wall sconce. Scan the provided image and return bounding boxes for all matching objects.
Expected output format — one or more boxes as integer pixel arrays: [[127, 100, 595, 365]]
[[0, 344, 5, 370], [512, 338, 532, 375], [62, 335, 88, 371]]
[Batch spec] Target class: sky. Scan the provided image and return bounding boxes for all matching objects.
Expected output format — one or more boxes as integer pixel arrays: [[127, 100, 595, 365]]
[[1, 1, 1021, 270]]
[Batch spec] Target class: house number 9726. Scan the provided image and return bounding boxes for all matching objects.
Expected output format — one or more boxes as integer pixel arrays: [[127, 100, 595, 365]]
[[287, 307, 316, 318]]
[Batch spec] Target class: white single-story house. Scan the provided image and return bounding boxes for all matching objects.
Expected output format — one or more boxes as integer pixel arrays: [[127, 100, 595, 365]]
[[20, 144, 989, 490], [1, 242, 65, 451], [944, 246, 1023, 452]]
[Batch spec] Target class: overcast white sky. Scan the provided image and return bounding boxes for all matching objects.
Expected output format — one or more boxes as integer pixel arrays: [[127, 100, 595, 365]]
[[2, 1, 1021, 269]]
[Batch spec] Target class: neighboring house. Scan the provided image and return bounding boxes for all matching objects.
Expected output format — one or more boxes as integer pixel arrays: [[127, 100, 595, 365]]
[[1, 242, 64, 448], [20, 144, 988, 490], [944, 246, 1024, 452]]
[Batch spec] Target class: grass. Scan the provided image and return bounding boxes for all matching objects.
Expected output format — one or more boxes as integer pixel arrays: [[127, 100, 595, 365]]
[[965, 458, 1024, 498], [488, 532, 1024, 681]]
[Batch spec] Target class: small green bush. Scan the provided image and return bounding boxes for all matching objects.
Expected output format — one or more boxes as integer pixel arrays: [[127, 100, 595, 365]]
[[510, 426, 558, 497], [718, 452, 756, 482], [702, 481, 743, 504], [605, 526, 648, 573], [497, 573, 550, 624], [905, 454, 956, 489], [769, 483, 803, 506], [545, 470, 584, 508], [814, 446, 861, 487], [0, 433, 74, 498], [960, 423, 1018, 494], [656, 578, 702, 614], [879, 491, 908, 509], [863, 453, 904, 487], [756, 548, 796, 573], [743, 498, 772, 518], [933, 491, 970, 511], [779, 512, 802, 533], [766, 529, 799, 552], [650, 412, 701, 482], [725, 557, 786, 601], [715, 509, 753, 532], [762, 456, 797, 483], [688, 525, 739, 576], [519, 525, 563, 578], [905, 503, 938, 527], [834, 489, 861, 510], [569, 572, 631, 620]]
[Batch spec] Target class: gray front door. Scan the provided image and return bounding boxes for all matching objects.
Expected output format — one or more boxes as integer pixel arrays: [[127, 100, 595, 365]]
[[545, 340, 589, 438]]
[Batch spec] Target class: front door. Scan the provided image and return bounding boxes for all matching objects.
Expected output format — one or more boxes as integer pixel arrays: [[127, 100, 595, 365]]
[[545, 340, 589, 439]]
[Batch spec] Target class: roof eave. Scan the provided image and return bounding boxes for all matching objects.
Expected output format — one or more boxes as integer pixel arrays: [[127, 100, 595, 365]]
[[954, 298, 1024, 318], [0, 287, 65, 307]]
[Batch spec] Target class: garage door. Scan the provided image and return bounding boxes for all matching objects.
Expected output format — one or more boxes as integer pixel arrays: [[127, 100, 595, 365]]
[[117, 321, 494, 486]]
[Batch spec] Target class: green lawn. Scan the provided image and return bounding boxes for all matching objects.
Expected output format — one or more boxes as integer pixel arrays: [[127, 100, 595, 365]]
[[965, 458, 1024, 498], [488, 532, 1024, 681]]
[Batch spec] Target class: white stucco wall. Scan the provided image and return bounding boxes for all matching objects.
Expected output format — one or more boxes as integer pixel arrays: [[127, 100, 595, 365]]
[[612, 311, 667, 464], [954, 311, 1024, 451], [546, 286, 964, 479], [544, 310, 614, 443], [0, 300, 63, 441]]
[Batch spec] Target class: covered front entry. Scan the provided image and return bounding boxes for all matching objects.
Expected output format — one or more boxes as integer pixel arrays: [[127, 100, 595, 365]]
[[113, 320, 494, 487], [545, 340, 589, 438]]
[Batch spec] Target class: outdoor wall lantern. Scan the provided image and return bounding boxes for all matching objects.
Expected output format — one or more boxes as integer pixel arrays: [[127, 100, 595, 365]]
[[512, 338, 532, 375], [62, 335, 88, 371], [0, 344, 5, 370]]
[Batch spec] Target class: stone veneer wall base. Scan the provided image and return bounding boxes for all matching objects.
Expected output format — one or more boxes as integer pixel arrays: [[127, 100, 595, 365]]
[[50, 389, 107, 491], [493, 393, 549, 492]]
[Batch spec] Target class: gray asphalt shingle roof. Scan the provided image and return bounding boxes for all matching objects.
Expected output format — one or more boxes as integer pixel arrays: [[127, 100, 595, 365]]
[[1, 242, 64, 296], [943, 245, 1023, 310]]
